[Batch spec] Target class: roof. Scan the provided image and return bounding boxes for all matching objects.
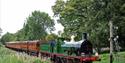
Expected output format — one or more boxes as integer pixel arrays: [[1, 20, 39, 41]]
[[6, 40, 40, 43]]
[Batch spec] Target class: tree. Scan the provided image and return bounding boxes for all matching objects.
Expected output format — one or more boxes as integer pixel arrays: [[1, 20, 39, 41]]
[[45, 33, 58, 41], [15, 28, 25, 41], [53, 0, 88, 34], [52, 0, 108, 47], [90, 0, 125, 51], [52, 0, 125, 52], [23, 11, 55, 40], [0, 32, 16, 44]]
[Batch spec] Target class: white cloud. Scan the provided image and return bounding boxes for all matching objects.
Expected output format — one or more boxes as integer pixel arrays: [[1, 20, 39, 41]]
[[0, 0, 64, 35]]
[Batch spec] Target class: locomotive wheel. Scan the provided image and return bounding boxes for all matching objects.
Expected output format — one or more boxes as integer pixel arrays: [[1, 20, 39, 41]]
[[51, 56, 64, 63], [67, 59, 74, 63], [56, 57, 62, 63], [82, 61, 92, 63], [61, 58, 67, 63], [74, 58, 80, 63], [50, 55, 57, 63]]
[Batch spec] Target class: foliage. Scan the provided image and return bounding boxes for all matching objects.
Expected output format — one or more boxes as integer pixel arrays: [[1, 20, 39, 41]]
[[0, 32, 16, 44], [45, 33, 58, 41], [52, 0, 125, 51], [15, 29, 25, 41], [33, 59, 42, 63], [89, 0, 125, 49], [23, 11, 55, 40]]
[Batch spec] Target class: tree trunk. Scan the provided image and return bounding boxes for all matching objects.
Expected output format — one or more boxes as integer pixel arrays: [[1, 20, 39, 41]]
[[109, 20, 114, 63]]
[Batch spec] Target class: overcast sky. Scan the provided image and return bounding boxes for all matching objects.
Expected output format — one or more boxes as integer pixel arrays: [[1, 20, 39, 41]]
[[0, 0, 64, 35]]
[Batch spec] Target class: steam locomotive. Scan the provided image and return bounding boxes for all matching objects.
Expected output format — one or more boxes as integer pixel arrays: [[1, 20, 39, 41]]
[[5, 33, 100, 63]]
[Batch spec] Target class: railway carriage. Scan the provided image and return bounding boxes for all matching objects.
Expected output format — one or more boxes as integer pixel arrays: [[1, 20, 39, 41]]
[[5, 40, 40, 55]]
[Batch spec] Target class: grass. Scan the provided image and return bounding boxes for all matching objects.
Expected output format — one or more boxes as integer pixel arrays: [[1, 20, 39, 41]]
[[94, 52, 125, 63], [0, 46, 22, 63], [0, 45, 50, 63]]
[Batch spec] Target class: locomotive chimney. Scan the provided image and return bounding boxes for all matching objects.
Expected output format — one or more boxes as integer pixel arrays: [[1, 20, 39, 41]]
[[83, 33, 87, 40]]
